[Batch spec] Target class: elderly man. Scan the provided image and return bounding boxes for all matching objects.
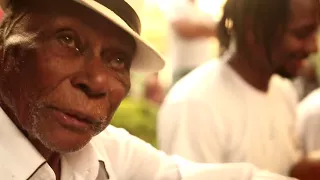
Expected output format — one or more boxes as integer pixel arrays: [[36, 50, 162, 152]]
[[0, 0, 296, 179]]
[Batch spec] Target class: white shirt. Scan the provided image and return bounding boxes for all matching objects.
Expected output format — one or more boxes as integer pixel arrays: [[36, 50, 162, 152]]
[[165, 0, 214, 70], [158, 59, 301, 175], [298, 88, 320, 154], [0, 107, 296, 180]]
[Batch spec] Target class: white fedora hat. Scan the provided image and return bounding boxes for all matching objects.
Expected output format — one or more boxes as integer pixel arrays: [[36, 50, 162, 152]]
[[0, 0, 165, 73]]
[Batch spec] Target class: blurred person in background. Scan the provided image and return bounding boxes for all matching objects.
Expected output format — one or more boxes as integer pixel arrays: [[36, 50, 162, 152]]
[[144, 73, 165, 105], [291, 85, 320, 180], [158, 0, 320, 176], [294, 55, 320, 158], [294, 60, 319, 101], [165, 0, 217, 84]]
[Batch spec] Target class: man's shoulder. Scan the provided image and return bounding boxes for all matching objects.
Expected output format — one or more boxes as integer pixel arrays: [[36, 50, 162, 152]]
[[271, 75, 296, 92], [300, 88, 320, 107], [182, 59, 220, 81], [165, 60, 243, 109], [167, 60, 226, 100], [271, 75, 298, 105]]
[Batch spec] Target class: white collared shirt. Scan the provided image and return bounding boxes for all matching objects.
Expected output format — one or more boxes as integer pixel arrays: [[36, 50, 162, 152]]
[[0, 108, 295, 180]]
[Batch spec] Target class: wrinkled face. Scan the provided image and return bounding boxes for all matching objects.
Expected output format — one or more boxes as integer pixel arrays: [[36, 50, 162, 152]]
[[272, 0, 319, 76], [0, 0, 136, 153]]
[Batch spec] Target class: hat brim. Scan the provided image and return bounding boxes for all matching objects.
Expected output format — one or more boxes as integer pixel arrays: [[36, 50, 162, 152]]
[[73, 0, 165, 73], [0, 0, 165, 73]]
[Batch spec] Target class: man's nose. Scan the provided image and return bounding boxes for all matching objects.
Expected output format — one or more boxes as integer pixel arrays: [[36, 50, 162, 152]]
[[71, 58, 109, 98]]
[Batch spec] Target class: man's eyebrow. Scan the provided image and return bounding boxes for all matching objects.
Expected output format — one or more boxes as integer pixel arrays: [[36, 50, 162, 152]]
[[4, 32, 38, 48], [103, 37, 136, 54]]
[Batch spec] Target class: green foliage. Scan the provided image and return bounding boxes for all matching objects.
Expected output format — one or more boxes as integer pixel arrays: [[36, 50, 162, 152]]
[[110, 97, 158, 147]]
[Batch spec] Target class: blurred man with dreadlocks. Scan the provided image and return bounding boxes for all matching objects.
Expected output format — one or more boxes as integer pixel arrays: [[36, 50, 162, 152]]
[[158, 0, 320, 175]]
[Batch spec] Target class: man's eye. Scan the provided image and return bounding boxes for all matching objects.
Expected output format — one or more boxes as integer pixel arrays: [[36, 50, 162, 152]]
[[110, 56, 127, 69], [57, 34, 80, 52], [103, 52, 132, 71], [101, 50, 131, 70]]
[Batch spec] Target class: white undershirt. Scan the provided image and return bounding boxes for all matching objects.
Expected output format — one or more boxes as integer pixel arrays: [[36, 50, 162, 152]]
[[158, 59, 301, 175]]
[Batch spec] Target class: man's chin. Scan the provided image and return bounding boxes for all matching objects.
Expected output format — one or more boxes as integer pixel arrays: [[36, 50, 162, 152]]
[[41, 135, 92, 154], [276, 71, 296, 79], [275, 67, 297, 79], [33, 127, 94, 154]]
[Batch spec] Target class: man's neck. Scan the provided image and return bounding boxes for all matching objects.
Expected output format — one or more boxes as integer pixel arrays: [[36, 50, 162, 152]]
[[228, 53, 273, 92]]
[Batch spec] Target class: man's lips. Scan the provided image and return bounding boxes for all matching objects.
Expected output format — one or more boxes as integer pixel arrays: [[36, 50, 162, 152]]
[[49, 106, 99, 131]]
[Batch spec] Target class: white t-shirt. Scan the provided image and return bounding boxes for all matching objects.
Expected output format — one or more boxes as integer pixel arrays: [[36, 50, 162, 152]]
[[158, 59, 301, 175], [297, 88, 320, 154], [165, 0, 214, 71], [0, 107, 295, 180]]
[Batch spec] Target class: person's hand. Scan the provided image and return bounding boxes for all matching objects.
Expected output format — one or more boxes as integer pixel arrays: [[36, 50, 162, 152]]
[[290, 159, 320, 180]]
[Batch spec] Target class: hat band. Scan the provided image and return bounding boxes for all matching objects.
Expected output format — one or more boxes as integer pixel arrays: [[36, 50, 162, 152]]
[[95, 0, 141, 34]]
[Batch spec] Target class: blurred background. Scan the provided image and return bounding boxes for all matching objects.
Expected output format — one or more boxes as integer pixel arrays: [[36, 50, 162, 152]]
[[112, 0, 227, 147], [111, 0, 320, 148]]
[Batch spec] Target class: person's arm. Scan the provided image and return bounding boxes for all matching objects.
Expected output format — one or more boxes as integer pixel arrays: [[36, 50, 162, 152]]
[[99, 125, 180, 180], [171, 18, 217, 39], [102, 125, 296, 180], [290, 158, 320, 179], [157, 99, 226, 163], [166, 2, 217, 39], [182, 162, 296, 180]]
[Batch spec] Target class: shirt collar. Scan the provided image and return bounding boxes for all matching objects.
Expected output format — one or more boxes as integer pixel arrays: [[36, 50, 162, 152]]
[[0, 107, 110, 179], [62, 142, 110, 179], [0, 107, 46, 179]]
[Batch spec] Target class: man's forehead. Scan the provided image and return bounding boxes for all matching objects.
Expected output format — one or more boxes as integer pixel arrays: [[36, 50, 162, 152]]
[[5, 0, 135, 50]]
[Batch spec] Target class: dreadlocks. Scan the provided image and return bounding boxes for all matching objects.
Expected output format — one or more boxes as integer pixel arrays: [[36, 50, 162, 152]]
[[217, 0, 290, 60]]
